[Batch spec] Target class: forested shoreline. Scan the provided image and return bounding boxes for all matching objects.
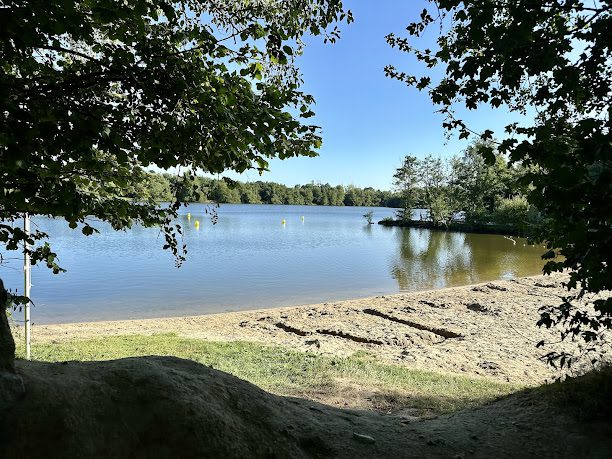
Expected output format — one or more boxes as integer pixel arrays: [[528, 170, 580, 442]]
[[390, 141, 542, 235], [136, 139, 543, 229], [136, 173, 404, 207]]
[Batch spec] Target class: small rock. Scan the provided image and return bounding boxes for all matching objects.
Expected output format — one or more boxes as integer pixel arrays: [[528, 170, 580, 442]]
[[466, 302, 500, 315], [352, 433, 376, 444], [420, 300, 441, 308], [305, 339, 320, 348], [485, 283, 508, 291], [399, 415, 421, 424], [466, 302, 488, 313], [534, 282, 556, 288], [478, 361, 501, 372]]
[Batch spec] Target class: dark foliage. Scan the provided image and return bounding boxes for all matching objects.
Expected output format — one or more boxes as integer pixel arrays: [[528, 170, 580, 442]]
[[138, 172, 401, 207], [0, 0, 351, 283], [387, 1, 611, 366]]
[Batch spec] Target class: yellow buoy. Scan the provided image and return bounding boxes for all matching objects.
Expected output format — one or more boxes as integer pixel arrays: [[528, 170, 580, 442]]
[[282, 219, 286, 225], [195, 220, 200, 229], [187, 212, 191, 220], [301, 216, 304, 222]]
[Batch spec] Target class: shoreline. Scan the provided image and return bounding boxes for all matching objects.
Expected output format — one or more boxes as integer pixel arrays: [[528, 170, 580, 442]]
[[17, 273, 592, 384], [378, 218, 524, 236], [21, 273, 545, 327]]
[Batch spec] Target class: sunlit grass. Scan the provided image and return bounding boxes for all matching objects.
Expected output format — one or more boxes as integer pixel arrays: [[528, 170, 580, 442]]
[[16, 333, 521, 415]]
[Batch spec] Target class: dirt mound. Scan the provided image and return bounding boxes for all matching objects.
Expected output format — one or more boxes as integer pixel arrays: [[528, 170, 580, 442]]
[[1, 357, 611, 458]]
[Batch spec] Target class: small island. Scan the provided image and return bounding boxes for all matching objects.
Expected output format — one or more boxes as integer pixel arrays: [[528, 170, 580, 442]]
[[378, 218, 524, 236], [379, 146, 542, 238]]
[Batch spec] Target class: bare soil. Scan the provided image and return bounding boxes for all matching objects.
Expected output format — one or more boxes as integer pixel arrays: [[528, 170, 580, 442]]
[[1, 356, 611, 458]]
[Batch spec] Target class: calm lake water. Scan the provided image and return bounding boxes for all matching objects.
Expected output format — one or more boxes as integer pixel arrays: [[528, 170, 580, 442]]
[[1, 204, 546, 324]]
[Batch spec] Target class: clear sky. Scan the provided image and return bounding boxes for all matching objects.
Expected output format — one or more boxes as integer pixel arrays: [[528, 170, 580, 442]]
[[228, 0, 517, 191]]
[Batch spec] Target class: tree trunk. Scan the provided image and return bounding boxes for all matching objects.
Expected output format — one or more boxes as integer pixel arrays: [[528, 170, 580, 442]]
[[0, 278, 24, 412], [0, 279, 15, 373]]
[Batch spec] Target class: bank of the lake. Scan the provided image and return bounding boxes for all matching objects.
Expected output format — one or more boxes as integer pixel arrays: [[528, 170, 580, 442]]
[[20, 272, 600, 385], [378, 218, 526, 236]]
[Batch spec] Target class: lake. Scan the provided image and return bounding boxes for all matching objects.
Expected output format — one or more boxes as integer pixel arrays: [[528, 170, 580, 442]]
[[0, 204, 546, 324]]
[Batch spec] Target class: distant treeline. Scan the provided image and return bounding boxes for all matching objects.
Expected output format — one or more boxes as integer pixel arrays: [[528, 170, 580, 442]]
[[135, 173, 403, 207]]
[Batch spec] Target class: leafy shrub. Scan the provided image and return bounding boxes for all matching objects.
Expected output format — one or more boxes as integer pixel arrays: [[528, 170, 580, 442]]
[[491, 196, 540, 226], [394, 208, 411, 221]]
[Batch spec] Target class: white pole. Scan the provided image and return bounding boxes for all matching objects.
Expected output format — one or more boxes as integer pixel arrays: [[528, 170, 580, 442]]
[[24, 214, 31, 360]]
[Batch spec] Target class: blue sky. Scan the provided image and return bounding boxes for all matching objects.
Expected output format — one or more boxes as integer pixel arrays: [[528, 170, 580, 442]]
[[228, 1, 517, 190]]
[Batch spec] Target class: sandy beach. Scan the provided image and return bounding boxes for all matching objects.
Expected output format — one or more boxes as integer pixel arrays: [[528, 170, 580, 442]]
[[23, 273, 608, 385]]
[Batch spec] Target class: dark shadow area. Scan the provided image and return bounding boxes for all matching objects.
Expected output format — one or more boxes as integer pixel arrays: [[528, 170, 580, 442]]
[[1, 356, 611, 458]]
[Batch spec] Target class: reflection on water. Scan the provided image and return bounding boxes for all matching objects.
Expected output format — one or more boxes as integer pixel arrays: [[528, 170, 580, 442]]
[[388, 227, 545, 291], [0, 204, 545, 324]]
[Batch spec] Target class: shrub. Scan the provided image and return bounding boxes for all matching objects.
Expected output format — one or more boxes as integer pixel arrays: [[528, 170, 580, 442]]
[[491, 196, 540, 226]]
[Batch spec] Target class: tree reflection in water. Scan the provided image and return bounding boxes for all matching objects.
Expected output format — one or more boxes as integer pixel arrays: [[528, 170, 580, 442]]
[[387, 227, 545, 292]]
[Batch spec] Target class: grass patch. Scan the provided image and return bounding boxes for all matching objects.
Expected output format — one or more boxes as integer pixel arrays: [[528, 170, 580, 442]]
[[16, 333, 520, 415], [538, 366, 612, 420]]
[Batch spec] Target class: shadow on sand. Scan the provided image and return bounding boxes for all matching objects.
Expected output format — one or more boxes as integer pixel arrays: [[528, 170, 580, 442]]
[[1, 356, 611, 458]]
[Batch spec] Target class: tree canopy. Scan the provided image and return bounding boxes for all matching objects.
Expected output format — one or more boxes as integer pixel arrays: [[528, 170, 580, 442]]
[[393, 141, 535, 230], [0, 0, 352, 272], [387, 0, 611, 366]]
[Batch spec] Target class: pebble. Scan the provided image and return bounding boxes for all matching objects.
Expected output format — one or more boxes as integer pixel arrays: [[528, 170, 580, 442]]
[[352, 433, 376, 444]]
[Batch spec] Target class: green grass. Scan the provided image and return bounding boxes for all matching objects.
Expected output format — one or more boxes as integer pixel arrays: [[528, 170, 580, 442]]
[[537, 365, 612, 420], [16, 333, 521, 415]]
